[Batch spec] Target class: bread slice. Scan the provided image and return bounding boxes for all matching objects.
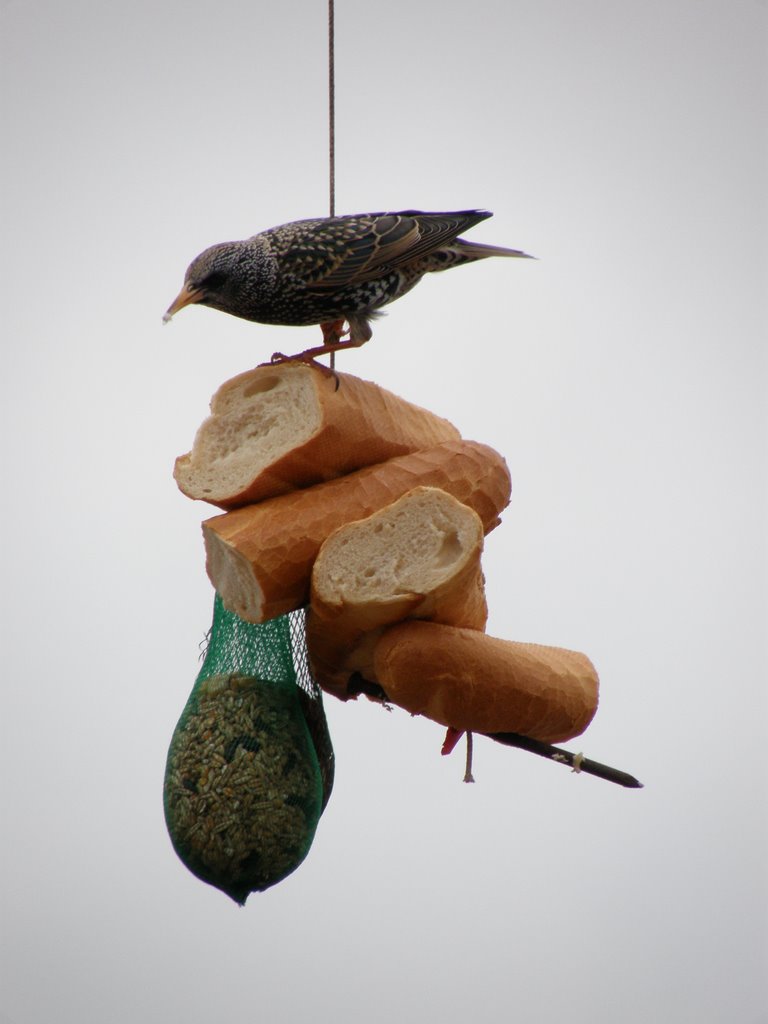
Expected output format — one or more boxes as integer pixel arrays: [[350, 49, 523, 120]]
[[203, 439, 511, 623], [306, 486, 488, 699], [373, 621, 599, 743], [175, 363, 460, 508]]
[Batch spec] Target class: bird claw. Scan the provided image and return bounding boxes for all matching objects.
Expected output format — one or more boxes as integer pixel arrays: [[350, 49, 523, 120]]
[[264, 351, 341, 390], [267, 350, 329, 369]]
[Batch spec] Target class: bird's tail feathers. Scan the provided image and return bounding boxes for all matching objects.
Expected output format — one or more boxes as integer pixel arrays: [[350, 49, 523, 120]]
[[454, 239, 535, 260]]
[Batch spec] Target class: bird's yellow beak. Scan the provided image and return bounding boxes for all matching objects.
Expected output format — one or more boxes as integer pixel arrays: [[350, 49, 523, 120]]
[[163, 283, 206, 323]]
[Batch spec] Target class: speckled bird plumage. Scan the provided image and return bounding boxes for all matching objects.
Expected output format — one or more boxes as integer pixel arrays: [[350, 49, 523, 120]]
[[164, 210, 532, 360]]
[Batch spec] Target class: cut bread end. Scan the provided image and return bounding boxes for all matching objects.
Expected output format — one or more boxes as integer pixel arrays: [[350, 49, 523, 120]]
[[175, 363, 462, 508], [203, 439, 509, 625], [307, 486, 487, 699], [175, 366, 321, 504], [203, 527, 266, 623], [311, 485, 485, 619]]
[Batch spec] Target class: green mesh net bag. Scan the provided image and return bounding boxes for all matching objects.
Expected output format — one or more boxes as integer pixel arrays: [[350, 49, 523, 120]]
[[163, 593, 334, 905]]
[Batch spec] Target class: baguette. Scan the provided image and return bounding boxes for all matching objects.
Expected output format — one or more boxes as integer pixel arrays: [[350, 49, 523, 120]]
[[204, 440, 511, 623], [306, 486, 487, 699], [175, 363, 460, 508], [373, 621, 598, 743]]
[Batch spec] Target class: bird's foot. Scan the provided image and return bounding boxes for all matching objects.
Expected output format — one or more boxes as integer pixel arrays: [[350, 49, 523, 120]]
[[267, 350, 334, 370], [268, 335, 364, 366], [262, 320, 364, 386], [264, 350, 341, 389]]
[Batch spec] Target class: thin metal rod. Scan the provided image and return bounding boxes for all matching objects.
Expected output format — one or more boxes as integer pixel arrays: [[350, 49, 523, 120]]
[[345, 674, 643, 788], [487, 732, 644, 789]]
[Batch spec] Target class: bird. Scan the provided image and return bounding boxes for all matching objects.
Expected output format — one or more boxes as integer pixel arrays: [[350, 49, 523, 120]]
[[164, 209, 532, 361]]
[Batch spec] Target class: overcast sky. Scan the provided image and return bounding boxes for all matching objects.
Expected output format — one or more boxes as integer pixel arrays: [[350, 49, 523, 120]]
[[2, 1, 766, 1022]]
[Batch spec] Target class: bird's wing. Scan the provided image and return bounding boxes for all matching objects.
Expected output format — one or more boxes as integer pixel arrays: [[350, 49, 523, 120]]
[[281, 211, 492, 291]]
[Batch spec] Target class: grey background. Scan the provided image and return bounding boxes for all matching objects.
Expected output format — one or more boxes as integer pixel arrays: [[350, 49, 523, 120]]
[[2, 1, 766, 1021]]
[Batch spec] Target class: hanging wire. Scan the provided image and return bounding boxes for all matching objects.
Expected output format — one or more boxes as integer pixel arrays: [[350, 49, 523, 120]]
[[328, 0, 335, 218], [328, 0, 337, 369]]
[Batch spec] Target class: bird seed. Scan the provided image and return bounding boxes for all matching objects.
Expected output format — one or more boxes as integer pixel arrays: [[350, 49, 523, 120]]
[[164, 672, 322, 905]]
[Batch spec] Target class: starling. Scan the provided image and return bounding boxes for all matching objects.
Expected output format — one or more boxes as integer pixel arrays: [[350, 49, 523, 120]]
[[164, 209, 532, 360]]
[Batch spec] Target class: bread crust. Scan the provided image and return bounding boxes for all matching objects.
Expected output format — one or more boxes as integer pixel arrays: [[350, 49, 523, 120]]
[[373, 620, 599, 743], [306, 486, 488, 699], [175, 363, 461, 508], [203, 440, 511, 623]]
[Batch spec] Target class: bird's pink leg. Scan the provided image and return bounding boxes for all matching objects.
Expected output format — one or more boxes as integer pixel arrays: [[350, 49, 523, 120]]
[[320, 318, 348, 346], [268, 319, 367, 365]]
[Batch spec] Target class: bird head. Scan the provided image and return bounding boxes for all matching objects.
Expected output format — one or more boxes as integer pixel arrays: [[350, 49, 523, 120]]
[[163, 242, 245, 322]]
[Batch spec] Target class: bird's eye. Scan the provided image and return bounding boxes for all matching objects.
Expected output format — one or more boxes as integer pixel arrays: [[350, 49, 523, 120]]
[[201, 271, 228, 290]]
